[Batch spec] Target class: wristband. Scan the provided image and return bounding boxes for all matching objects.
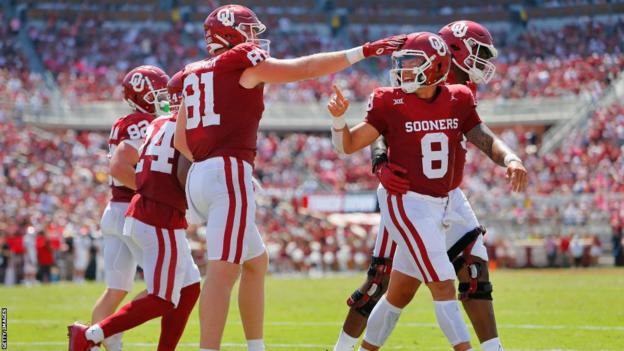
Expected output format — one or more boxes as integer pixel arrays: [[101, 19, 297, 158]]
[[331, 128, 345, 154], [504, 154, 522, 166], [332, 116, 346, 130], [345, 46, 365, 64]]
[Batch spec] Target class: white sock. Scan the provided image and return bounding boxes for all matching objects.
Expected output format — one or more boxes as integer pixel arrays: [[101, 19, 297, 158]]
[[434, 300, 471, 346], [334, 330, 358, 351], [102, 333, 123, 351], [482, 337, 503, 351], [85, 324, 104, 343], [362, 296, 402, 348], [247, 339, 265, 351]]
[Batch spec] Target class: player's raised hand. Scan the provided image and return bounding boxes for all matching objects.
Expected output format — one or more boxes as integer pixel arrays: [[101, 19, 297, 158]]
[[506, 160, 528, 192], [363, 34, 407, 57], [327, 84, 350, 118]]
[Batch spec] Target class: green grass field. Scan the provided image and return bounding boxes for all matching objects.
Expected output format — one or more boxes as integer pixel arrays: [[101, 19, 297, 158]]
[[2, 268, 623, 350]]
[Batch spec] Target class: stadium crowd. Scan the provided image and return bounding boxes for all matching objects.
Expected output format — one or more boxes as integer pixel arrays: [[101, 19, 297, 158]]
[[21, 17, 624, 104], [1, 10, 623, 283]]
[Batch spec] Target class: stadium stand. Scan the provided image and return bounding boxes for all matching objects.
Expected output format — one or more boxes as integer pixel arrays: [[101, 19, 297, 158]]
[[1, 2, 623, 283]]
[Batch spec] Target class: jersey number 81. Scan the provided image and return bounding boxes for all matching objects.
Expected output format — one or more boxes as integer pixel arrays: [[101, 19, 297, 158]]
[[184, 72, 221, 129]]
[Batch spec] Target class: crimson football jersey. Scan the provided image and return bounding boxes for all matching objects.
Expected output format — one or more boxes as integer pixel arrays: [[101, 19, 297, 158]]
[[446, 69, 478, 190], [182, 42, 269, 165], [126, 114, 188, 229], [108, 112, 154, 202], [365, 85, 481, 198]]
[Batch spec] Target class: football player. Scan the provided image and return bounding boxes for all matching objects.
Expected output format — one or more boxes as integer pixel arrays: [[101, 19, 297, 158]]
[[69, 71, 202, 351], [327, 31, 527, 351], [334, 21, 514, 351], [90, 65, 169, 351], [172, 4, 406, 351]]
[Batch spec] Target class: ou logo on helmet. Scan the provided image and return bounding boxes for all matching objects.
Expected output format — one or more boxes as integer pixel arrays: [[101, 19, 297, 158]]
[[130, 73, 145, 92], [217, 8, 235, 26], [451, 21, 468, 38], [428, 36, 447, 56]]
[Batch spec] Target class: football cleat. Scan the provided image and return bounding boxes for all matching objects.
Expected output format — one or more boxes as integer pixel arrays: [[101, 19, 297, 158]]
[[67, 322, 100, 351]]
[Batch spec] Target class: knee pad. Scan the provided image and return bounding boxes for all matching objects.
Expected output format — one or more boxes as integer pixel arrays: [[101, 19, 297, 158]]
[[347, 256, 392, 317], [447, 225, 486, 261], [458, 281, 493, 300]]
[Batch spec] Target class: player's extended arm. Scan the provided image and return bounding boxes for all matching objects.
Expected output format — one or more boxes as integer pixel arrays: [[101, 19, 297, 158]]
[[327, 85, 379, 154], [110, 142, 140, 190], [465, 122, 528, 192], [240, 35, 406, 88], [173, 101, 194, 162]]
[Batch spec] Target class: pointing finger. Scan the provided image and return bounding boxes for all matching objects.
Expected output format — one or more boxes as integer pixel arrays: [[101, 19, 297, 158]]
[[332, 84, 346, 102]]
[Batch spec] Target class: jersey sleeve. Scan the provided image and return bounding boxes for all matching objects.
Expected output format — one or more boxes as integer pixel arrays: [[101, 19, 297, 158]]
[[458, 87, 482, 134], [363, 89, 388, 134], [220, 42, 270, 71], [119, 114, 153, 150]]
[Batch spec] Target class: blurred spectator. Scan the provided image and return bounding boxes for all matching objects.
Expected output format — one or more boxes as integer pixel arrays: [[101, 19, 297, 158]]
[[559, 235, 571, 267], [0, 243, 9, 284], [545, 235, 557, 267], [590, 235, 602, 266], [612, 219, 624, 266], [35, 230, 55, 283], [570, 235, 584, 267]]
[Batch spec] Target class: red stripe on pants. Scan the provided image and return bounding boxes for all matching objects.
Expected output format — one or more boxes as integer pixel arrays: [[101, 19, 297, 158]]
[[378, 228, 389, 258], [221, 157, 236, 261], [153, 228, 165, 295], [396, 196, 439, 281], [165, 229, 178, 301], [386, 194, 429, 282], [233, 159, 248, 264]]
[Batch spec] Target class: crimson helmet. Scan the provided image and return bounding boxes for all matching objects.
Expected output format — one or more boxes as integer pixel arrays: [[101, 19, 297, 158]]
[[122, 65, 170, 115], [390, 32, 451, 93], [439, 20, 498, 84], [203, 4, 269, 55], [167, 70, 184, 113]]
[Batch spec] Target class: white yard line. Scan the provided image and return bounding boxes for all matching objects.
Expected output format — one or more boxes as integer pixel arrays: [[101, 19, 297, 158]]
[[10, 319, 624, 331]]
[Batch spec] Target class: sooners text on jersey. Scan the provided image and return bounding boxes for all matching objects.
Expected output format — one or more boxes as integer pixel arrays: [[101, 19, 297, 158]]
[[365, 84, 481, 197], [126, 114, 188, 229], [182, 42, 269, 165], [108, 112, 154, 202]]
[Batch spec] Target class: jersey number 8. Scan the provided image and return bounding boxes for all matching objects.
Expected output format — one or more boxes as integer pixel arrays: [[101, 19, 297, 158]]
[[421, 133, 449, 179]]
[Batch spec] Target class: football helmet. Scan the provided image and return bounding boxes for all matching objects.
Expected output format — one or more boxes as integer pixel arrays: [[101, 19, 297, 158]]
[[167, 70, 184, 114], [389, 32, 451, 93], [439, 20, 498, 84], [203, 4, 270, 55], [122, 65, 170, 115]]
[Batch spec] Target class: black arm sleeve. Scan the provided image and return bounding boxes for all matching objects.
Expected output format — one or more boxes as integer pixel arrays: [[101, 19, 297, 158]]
[[370, 136, 388, 173]]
